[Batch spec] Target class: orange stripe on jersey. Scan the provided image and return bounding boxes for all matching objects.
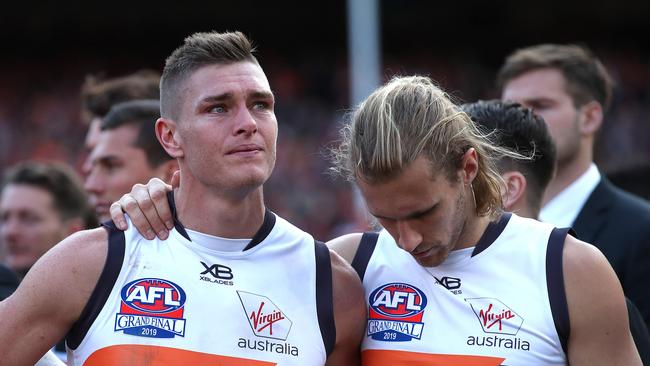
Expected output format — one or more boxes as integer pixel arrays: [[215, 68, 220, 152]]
[[362, 349, 505, 365], [85, 345, 276, 366]]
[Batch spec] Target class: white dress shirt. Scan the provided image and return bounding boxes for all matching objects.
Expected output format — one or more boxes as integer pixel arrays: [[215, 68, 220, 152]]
[[540, 163, 601, 227]]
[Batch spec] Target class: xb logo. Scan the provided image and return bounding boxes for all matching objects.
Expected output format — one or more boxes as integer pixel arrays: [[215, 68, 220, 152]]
[[433, 276, 461, 290], [200, 262, 234, 280]]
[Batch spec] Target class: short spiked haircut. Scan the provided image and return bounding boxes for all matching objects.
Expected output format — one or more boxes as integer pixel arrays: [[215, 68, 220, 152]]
[[462, 100, 556, 215], [160, 31, 258, 120]]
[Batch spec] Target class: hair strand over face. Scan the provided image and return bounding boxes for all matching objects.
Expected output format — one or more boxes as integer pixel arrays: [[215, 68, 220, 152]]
[[330, 76, 527, 220]]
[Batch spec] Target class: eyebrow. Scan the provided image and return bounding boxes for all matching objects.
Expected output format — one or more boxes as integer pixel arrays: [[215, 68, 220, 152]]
[[371, 203, 438, 221], [90, 155, 123, 167], [199, 91, 275, 105]]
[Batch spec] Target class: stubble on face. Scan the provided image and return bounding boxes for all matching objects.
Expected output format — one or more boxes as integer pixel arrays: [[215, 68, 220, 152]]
[[413, 184, 468, 267]]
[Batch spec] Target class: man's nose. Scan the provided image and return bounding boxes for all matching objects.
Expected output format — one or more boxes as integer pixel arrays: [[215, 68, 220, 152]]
[[84, 169, 104, 195], [396, 220, 422, 252], [234, 107, 258, 135]]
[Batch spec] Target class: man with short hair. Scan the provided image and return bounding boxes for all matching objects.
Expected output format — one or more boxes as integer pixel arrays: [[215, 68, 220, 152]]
[[0, 161, 95, 278], [80, 70, 161, 157], [0, 31, 364, 366], [462, 100, 556, 218], [85, 99, 178, 222], [116, 77, 641, 364], [498, 44, 650, 327]]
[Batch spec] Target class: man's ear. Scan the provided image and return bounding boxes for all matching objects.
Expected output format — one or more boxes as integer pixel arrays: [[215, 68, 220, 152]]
[[579, 101, 603, 136], [156, 117, 184, 158], [460, 148, 479, 185], [501, 171, 527, 211]]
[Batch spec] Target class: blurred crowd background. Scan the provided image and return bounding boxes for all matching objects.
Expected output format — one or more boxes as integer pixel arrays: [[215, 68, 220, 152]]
[[1, 0, 649, 240]]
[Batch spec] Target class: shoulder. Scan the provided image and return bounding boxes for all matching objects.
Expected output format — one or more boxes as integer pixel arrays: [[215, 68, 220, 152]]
[[0, 227, 110, 345], [329, 249, 365, 321], [329, 249, 366, 356], [330, 249, 364, 293], [41, 227, 109, 273], [562, 230, 641, 363], [562, 234, 609, 272], [15, 228, 109, 313], [24, 227, 108, 292], [327, 233, 363, 264], [602, 180, 650, 220], [562, 233, 625, 323]]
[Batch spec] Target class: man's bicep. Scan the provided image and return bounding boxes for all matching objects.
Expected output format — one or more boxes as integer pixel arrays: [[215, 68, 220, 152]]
[[326, 250, 366, 365], [564, 236, 642, 365], [0, 228, 108, 366]]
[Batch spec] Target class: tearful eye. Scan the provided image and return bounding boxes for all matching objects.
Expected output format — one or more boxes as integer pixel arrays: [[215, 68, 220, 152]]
[[253, 102, 269, 111], [210, 105, 227, 113]]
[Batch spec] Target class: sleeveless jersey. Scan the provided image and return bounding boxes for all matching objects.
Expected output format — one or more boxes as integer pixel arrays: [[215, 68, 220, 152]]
[[353, 213, 569, 365], [66, 198, 334, 366]]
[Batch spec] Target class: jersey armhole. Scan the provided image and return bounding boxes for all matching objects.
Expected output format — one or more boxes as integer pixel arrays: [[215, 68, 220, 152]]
[[66, 222, 126, 350], [350, 232, 379, 281], [315, 240, 336, 356], [546, 227, 573, 355]]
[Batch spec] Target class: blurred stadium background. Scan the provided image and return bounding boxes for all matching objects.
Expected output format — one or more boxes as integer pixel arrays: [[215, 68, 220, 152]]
[[1, 0, 649, 240]]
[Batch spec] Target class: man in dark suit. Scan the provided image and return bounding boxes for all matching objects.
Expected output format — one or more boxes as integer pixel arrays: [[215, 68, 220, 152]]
[[498, 44, 650, 328]]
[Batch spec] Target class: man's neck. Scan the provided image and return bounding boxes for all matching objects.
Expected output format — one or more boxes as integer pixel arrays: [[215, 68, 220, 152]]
[[456, 213, 492, 250], [174, 183, 266, 239], [543, 149, 593, 206]]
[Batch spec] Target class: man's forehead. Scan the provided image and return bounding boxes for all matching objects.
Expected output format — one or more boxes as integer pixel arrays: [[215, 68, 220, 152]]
[[92, 126, 139, 157], [188, 62, 271, 95], [503, 69, 568, 98], [0, 184, 55, 210]]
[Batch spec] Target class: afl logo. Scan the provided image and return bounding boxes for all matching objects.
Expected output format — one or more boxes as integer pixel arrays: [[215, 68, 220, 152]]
[[367, 283, 427, 342], [369, 283, 427, 318], [120, 278, 186, 314]]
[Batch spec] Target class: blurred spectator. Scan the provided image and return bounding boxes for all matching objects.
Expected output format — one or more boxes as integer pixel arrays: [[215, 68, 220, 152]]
[[0, 161, 96, 278], [498, 44, 650, 328], [462, 100, 556, 218], [80, 69, 161, 173], [84, 100, 177, 222]]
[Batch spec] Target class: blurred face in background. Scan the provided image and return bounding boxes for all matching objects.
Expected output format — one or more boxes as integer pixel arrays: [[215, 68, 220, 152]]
[[84, 124, 169, 221], [81, 117, 103, 175], [0, 184, 71, 276], [501, 68, 582, 168]]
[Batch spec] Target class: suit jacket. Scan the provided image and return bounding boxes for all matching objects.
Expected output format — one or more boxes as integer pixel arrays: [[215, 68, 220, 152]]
[[627, 298, 650, 365], [573, 177, 650, 328], [0, 264, 19, 300]]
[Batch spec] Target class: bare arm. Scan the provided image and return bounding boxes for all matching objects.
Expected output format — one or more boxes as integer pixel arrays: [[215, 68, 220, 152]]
[[565, 235, 642, 365], [327, 233, 363, 264], [0, 228, 107, 366], [35, 351, 67, 366], [325, 250, 366, 366], [109, 174, 177, 240]]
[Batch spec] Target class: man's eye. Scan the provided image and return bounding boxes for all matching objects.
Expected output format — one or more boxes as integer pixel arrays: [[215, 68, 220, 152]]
[[253, 102, 269, 110], [210, 105, 227, 113]]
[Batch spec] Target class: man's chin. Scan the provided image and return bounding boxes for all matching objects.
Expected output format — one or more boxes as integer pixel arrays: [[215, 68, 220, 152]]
[[412, 249, 447, 268]]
